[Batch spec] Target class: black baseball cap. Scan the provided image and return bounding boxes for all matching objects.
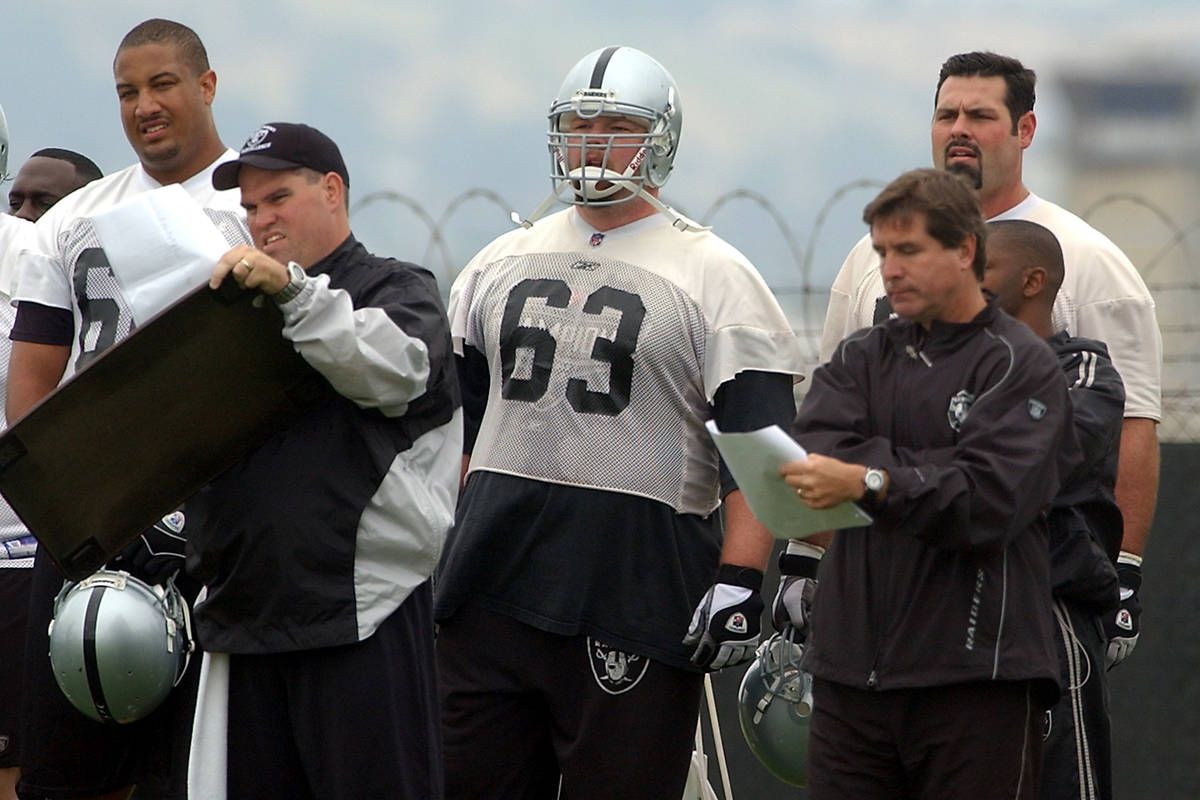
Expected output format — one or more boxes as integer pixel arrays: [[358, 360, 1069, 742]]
[[212, 122, 349, 190]]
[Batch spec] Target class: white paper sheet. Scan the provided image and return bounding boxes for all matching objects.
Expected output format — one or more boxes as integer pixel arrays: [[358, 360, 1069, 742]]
[[706, 420, 871, 539], [91, 184, 231, 324]]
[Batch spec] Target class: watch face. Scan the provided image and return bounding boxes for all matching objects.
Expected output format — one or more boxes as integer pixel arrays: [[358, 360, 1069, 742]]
[[865, 470, 884, 491]]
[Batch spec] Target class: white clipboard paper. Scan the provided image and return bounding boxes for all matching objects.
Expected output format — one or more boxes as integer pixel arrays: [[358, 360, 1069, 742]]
[[706, 421, 872, 539], [92, 184, 232, 325]]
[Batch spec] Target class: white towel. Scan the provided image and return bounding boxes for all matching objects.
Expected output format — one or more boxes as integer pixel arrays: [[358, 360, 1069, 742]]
[[187, 649, 230, 800]]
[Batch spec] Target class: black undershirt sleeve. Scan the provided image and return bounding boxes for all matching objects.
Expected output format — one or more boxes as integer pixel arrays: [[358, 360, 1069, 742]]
[[711, 370, 797, 497], [457, 344, 490, 455], [10, 302, 73, 346]]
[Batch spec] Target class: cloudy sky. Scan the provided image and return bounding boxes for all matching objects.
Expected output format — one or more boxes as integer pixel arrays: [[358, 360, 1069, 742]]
[[6, 0, 1199, 349]]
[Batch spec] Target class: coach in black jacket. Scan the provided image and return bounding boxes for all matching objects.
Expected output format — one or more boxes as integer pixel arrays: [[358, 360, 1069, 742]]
[[983, 218, 1124, 800], [783, 169, 1080, 799], [188, 123, 460, 799]]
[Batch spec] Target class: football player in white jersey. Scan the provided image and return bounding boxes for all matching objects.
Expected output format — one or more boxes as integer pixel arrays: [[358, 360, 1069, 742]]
[[0, 144, 102, 800], [5, 19, 246, 800], [435, 46, 804, 798], [778, 48, 1160, 800]]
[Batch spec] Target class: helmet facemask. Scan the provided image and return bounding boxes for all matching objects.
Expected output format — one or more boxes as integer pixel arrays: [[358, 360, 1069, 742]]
[[750, 630, 813, 723], [736, 629, 814, 787], [0, 103, 10, 182], [548, 89, 678, 207]]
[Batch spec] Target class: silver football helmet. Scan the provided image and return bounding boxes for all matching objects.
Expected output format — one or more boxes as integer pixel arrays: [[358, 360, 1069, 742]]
[[549, 45, 681, 202], [0, 103, 9, 181], [515, 46, 704, 231], [737, 630, 813, 787], [48, 569, 193, 724]]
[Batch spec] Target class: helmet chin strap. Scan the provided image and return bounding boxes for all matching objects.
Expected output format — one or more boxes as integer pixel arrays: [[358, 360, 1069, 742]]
[[569, 166, 629, 201], [615, 180, 711, 233], [515, 141, 707, 232], [513, 173, 710, 233], [510, 184, 569, 229]]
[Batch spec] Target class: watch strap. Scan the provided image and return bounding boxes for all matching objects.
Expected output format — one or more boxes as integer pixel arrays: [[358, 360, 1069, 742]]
[[861, 467, 885, 509], [274, 261, 307, 304]]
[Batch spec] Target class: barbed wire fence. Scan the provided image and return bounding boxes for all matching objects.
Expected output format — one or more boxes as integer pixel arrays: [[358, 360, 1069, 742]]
[[350, 183, 1200, 443]]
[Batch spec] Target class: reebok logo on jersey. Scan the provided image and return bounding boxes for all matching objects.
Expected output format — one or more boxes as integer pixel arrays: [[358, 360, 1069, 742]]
[[1028, 398, 1047, 420], [725, 612, 749, 635], [571, 259, 600, 271]]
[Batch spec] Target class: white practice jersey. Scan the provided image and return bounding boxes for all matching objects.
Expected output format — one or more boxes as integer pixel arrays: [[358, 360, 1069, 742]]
[[0, 215, 35, 566], [821, 193, 1162, 421], [0, 212, 33, 298], [10, 150, 248, 381], [450, 208, 803, 516]]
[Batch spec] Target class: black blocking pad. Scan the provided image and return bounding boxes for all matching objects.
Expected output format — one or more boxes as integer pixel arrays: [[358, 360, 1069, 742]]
[[0, 278, 331, 580]]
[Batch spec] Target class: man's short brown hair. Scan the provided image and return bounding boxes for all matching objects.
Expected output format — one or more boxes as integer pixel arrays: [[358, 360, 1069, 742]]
[[863, 168, 988, 280]]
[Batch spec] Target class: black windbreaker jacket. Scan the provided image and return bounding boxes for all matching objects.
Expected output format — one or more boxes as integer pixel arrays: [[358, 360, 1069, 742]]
[[1046, 331, 1123, 612], [188, 236, 461, 653], [793, 299, 1081, 704]]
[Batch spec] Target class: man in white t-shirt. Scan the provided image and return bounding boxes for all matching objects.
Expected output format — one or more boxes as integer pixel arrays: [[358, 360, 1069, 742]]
[[786, 49, 1159, 661], [5, 18, 247, 800]]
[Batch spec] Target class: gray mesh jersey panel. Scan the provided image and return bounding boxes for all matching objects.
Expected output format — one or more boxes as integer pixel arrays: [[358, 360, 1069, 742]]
[[467, 251, 720, 515]]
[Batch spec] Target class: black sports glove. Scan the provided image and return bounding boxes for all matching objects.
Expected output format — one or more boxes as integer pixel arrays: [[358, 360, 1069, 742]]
[[111, 509, 188, 586], [1104, 552, 1142, 669], [771, 540, 823, 642], [683, 564, 764, 670]]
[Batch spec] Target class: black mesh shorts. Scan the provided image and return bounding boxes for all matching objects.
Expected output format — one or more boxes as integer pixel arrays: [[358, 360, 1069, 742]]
[[438, 603, 704, 800]]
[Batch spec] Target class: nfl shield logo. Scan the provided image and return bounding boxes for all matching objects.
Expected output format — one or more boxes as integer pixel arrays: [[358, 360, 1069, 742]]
[[589, 232, 605, 247]]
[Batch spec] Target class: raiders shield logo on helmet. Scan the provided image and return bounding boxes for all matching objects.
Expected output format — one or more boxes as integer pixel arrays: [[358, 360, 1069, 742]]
[[947, 390, 975, 432], [587, 637, 649, 695]]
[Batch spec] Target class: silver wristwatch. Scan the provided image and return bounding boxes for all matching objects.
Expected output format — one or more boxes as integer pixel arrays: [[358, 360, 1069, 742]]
[[862, 467, 886, 508], [274, 261, 307, 305]]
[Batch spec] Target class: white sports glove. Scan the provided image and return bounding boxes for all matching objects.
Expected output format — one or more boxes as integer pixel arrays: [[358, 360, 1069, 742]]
[[1104, 551, 1142, 669], [771, 540, 824, 642], [683, 564, 764, 670]]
